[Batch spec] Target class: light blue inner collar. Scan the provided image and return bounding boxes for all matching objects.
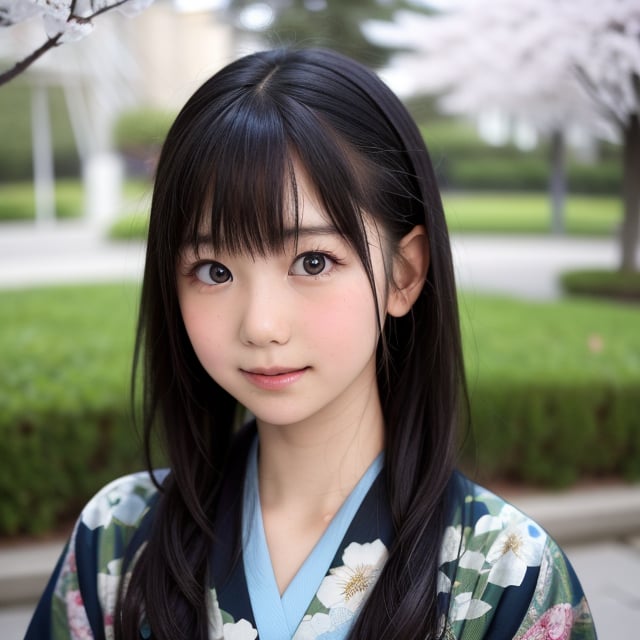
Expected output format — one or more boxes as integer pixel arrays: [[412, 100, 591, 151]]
[[242, 437, 383, 638]]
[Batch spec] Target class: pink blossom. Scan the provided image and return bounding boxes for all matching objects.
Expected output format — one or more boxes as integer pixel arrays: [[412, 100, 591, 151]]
[[522, 603, 574, 640]]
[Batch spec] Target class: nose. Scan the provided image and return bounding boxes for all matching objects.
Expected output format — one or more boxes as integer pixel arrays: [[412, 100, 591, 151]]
[[239, 283, 291, 347]]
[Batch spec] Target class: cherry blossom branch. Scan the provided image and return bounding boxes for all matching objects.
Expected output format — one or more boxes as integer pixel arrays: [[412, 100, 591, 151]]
[[0, 32, 63, 86], [573, 65, 625, 130], [0, 0, 148, 87]]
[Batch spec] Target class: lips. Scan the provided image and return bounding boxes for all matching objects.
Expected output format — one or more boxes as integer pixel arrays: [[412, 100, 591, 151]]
[[240, 366, 308, 390]]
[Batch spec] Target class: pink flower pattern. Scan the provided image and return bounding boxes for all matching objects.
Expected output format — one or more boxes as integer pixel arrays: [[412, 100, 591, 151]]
[[65, 589, 94, 639], [522, 603, 574, 640]]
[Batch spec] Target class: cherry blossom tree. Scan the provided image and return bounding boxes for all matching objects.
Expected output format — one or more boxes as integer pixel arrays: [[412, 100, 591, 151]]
[[367, 0, 640, 270], [0, 0, 155, 86]]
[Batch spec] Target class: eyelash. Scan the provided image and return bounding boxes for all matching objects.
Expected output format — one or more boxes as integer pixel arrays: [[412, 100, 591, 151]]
[[289, 250, 342, 277], [186, 250, 344, 286]]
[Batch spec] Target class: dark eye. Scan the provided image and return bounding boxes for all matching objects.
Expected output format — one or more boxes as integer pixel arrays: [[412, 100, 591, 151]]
[[290, 252, 333, 276], [194, 262, 232, 285]]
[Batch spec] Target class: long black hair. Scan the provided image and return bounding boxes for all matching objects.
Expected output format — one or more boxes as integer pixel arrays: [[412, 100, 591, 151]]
[[116, 47, 468, 639]]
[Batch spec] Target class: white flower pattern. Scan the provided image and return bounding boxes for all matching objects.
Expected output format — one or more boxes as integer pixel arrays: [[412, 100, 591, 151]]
[[317, 540, 388, 613], [81, 473, 154, 530], [34, 473, 593, 640], [222, 619, 258, 640], [477, 504, 547, 588]]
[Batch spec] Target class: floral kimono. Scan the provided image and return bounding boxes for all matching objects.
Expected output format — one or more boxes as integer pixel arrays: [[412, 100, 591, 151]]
[[26, 437, 596, 640]]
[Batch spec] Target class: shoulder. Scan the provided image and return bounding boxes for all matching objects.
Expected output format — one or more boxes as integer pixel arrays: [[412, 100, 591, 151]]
[[28, 471, 170, 639], [440, 474, 596, 638], [442, 474, 550, 592], [452, 475, 549, 564], [78, 469, 168, 533]]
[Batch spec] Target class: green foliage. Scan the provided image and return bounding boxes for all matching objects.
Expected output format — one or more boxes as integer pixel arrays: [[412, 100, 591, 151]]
[[113, 108, 174, 153], [421, 120, 621, 194], [0, 80, 80, 182], [113, 108, 175, 178], [229, 0, 427, 67], [109, 210, 150, 240], [460, 294, 640, 487], [1, 285, 638, 536], [560, 269, 640, 301], [0, 284, 144, 535]]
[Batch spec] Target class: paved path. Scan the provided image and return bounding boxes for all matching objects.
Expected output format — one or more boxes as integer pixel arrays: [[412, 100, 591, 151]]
[[452, 233, 632, 300], [1, 220, 638, 298], [1, 221, 639, 638], [0, 221, 145, 289]]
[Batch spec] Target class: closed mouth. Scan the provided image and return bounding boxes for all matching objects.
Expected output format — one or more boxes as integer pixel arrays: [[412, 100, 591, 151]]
[[240, 367, 309, 389], [242, 367, 308, 376]]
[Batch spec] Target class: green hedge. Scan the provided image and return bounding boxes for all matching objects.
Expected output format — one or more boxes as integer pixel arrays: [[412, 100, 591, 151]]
[[0, 80, 80, 182], [0, 179, 151, 222], [0, 284, 144, 535], [0, 180, 84, 222], [113, 108, 175, 178], [443, 158, 621, 194], [421, 119, 621, 194], [108, 210, 150, 240], [1, 285, 638, 536], [560, 269, 640, 302], [460, 294, 640, 487]]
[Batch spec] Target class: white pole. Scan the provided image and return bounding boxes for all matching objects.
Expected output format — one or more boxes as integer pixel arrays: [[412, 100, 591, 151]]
[[31, 83, 56, 225]]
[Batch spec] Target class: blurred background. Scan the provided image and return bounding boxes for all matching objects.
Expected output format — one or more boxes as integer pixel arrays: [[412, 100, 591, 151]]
[[0, 0, 638, 637]]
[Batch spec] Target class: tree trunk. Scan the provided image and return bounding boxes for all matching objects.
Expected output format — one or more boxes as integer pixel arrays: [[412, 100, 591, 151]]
[[620, 114, 640, 272], [549, 129, 566, 236]]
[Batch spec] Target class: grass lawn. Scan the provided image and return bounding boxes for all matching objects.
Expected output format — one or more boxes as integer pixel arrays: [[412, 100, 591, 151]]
[[459, 292, 640, 384], [443, 191, 621, 236], [0, 179, 151, 223], [0, 180, 622, 238], [3, 283, 637, 403]]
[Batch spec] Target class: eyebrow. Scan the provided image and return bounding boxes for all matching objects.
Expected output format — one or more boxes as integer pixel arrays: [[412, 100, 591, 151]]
[[185, 225, 341, 251]]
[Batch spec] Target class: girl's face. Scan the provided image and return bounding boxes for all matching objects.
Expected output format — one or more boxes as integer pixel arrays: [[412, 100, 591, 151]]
[[176, 169, 392, 433]]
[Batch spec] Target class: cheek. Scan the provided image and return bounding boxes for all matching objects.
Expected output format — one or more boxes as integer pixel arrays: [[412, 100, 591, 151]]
[[180, 301, 229, 365], [305, 285, 379, 355]]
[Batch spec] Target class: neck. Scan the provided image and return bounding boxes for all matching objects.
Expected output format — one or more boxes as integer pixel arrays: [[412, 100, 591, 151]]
[[256, 397, 384, 519]]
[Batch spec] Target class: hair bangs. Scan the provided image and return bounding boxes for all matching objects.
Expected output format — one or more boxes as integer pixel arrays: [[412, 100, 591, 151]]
[[182, 94, 298, 259], [283, 101, 375, 265]]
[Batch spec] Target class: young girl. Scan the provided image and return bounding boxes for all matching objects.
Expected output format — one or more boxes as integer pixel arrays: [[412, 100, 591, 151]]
[[27, 48, 596, 640]]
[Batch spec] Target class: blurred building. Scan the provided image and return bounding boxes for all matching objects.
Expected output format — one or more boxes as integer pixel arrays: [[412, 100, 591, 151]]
[[0, 0, 234, 223]]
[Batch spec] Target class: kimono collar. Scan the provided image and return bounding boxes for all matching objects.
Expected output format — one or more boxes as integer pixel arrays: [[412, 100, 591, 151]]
[[242, 437, 384, 638]]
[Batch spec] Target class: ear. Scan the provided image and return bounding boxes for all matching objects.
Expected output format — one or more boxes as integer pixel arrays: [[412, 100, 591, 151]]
[[386, 225, 429, 318]]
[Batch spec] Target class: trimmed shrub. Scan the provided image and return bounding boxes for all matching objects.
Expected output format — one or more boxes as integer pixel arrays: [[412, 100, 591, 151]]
[[420, 120, 621, 194], [113, 108, 175, 177], [1, 285, 638, 536], [460, 294, 640, 487], [0, 80, 80, 182], [0, 180, 85, 222], [108, 211, 150, 241], [465, 382, 639, 487], [560, 269, 640, 302], [0, 284, 144, 535]]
